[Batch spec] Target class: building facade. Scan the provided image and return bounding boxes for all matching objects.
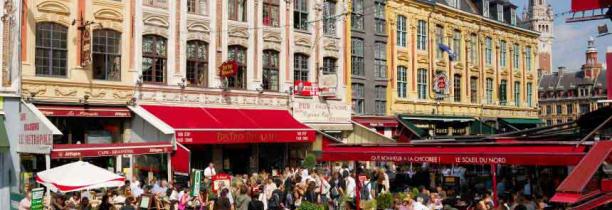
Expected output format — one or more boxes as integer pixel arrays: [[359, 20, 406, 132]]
[[523, 0, 554, 75], [386, 0, 541, 137], [539, 38, 608, 126]]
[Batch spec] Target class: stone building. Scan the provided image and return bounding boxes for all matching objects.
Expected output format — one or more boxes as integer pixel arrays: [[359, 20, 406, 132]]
[[523, 0, 554, 75], [539, 38, 608, 126], [385, 0, 541, 137]]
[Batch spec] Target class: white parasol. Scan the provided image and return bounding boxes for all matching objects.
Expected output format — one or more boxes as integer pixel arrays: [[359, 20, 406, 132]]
[[35, 161, 125, 193]]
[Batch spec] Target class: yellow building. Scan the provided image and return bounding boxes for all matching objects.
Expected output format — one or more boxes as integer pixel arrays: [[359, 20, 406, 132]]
[[385, 0, 541, 137]]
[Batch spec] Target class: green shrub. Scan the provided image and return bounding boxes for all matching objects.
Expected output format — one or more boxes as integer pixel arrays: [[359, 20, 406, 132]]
[[299, 201, 325, 210], [375, 193, 394, 209], [302, 153, 317, 169]]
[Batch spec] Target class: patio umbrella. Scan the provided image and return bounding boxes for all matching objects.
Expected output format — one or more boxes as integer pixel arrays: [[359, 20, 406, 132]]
[[35, 161, 125, 193]]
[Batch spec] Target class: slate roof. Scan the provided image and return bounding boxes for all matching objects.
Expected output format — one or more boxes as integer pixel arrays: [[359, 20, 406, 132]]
[[539, 70, 607, 91], [429, 0, 530, 30]]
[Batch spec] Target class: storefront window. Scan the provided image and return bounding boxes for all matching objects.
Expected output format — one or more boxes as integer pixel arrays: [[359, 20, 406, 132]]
[[262, 50, 279, 91]]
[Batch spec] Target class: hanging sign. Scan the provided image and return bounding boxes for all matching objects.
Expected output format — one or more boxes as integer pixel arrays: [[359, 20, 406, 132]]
[[294, 80, 316, 96], [319, 73, 338, 97], [218, 61, 238, 78], [212, 173, 231, 193], [190, 169, 202, 196], [30, 188, 44, 210], [433, 72, 449, 98]]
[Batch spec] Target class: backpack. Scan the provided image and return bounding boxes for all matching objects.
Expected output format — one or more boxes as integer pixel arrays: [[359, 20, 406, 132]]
[[330, 186, 339, 198], [268, 190, 282, 209], [360, 182, 371, 200]]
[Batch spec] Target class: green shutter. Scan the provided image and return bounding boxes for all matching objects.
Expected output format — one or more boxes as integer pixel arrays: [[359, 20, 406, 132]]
[[0, 115, 9, 152]]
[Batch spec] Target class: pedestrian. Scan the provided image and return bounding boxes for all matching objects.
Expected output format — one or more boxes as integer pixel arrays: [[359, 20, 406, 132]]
[[66, 192, 81, 210], [248, 191, 265, 210], [79, 197, 92, 210], [196, 189, 211, 210], [119, 197, 136, 210], [235, 186, 251, 210], [412, 197, 428, 210], [204, 163, 216, 179], [213, 188, 232, 210], [51, 194, 67, 210], [304, 180, 319, 203], [98, 195, 115, 210], [343, 171, 356, 199], [177, 188, 191, 210], [18, 189, 31, 210]]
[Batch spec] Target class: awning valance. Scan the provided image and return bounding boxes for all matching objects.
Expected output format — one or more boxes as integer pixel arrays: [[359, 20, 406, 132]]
[[37, 105, 131, 118], [400, 115, 475, 123], [0, 115, 9, 152], [320, 144, 586, 166], [353, 116, 399, 128], [171, 143, 191, 176], [306, 122, 353, 131], [141, 105, 315, 144], [500, 118, 544, 125], [51, 142, 173, 159]]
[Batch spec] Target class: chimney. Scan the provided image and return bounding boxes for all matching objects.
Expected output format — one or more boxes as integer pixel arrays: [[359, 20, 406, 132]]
[[607, 47, 612, 100]]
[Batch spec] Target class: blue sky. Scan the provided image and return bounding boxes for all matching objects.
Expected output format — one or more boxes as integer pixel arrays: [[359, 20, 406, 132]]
[[514, 0, 611, 71]]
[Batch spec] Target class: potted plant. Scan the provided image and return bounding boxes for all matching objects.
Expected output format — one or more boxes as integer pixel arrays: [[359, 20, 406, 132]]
[[302, 153, 317, 169], [298, 201, 325, 210], [375, 193, 394, 210]]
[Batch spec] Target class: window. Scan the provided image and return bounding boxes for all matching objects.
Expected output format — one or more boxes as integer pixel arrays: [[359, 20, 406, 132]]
[[323, 0, 336, 35], [294, 53, 309, 82], [186, 40, 208, 87], [35, 22, 68, 77], [448, 0, 459, 8], [417, 20, 427, 50], [294, 0, 309, 30], [417, 69, 428, 99], [469, 33, 478, 65], [375, 85, 387, 115], [453, 74, 461, 102], [323, 57, 337, 74], [556, 104, 562, 115], [397, 66, 407, 98], [228, 0, 246, 22], [352, 83, 365, 114], [513, 44, 520, 70], [351, 38, 364, 76], [142, 35, 167, 83], [187, 0, 206, 15], [397, 15, 407, 47], [579, 104, 590, 114], [500, 40, 507, 67], [452, 30, 461, 61], [485, 37, 492, 65], [546, 120, 552, 126], [567, 104, 574, 114], [557, 120, 563, 125], [483, 0, 490, 17], [263, 0, 280, 27], [497, 4, 504, 21], [470, 77, 478, 103], [375, 0, 386, 34], [351, 0, 363, 30], [263, 50, 279, 91], [546, 105, 552, 115], [486, 78, 493, 104], [435, 25, 444, 59], [526, 82, 533, 107], [514, 81, 520, 107], [144, 0, 167, 8], [526, 46, 532, 71], [227, 45, 247, 89], [92, 29, 121, 81], [375, 42, 387, 78], [510, 8, 517, 25], [499, 80, 507, 105]]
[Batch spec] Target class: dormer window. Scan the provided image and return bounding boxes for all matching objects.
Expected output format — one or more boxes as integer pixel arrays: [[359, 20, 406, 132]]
[[497, 4, 504, 22], [510, 8, 516, 25], [483, 0, 490, 17], [448, 0, 459, 8]]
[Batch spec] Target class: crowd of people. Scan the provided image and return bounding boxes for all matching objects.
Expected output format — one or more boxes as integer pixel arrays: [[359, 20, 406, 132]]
[[19, 163, 562, 210]]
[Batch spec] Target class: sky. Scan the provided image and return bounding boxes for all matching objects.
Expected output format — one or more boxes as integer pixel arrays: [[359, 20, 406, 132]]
[[514, 0, 611, 71]]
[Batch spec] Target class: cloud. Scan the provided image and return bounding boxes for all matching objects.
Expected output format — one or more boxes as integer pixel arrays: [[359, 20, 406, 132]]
[[552, 23, 595, 70]]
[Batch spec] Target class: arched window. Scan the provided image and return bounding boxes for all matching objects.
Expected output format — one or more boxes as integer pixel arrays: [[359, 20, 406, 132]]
[[36, 22, 68, 76], [186, 40, 208, 87], [93, 29, 121, 80], [142, 35, 167, 83], [228, 45, 247, 89], [262, 50, 279, 91]]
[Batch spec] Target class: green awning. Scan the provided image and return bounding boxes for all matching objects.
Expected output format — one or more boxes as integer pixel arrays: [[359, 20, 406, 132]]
[[401, 115, 475, 123], [500, 118, 544, 125], [0, 115, 9, 152], [470, 120, 497, 135], [396, 116, 428, 138]]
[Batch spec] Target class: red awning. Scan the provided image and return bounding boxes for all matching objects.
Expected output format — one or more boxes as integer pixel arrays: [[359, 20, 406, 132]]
[[352, 116, 399, 128], [51, 142, 173, 159], [141, 105, 315, 144], [551, 141, 612, 204], [572, 192, 612, 210], [171, 143, 191, 176], [37, 105, 131, 118], [320, 143, 586, 166]]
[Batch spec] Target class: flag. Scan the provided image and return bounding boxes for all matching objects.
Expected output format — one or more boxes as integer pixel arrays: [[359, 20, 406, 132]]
[[438, 43, 457, 61]]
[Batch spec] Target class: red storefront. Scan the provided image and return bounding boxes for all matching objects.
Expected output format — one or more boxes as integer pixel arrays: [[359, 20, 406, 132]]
[[140, 105, 316, 175]]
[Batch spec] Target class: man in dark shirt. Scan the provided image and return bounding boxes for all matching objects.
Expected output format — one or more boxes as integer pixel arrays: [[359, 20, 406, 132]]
[[248, 192, 264, 210]]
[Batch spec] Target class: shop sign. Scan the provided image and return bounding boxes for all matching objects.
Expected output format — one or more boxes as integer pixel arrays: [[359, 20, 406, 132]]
[[175, 130, 314, 144], [10, 192, 24, 210], [218, 60, 238, 78], [38, 108, 131, 118], [190, 169, 202, 196], [319, 73, 338, 97], [433, 72, 449, 98], [294, 80, 316, 96], [212, 173, 231, 193], [50, 144, 173, 159], [17, 103, 60, 154], [291, 98, 351, 123], [31, 188, 44, 210]]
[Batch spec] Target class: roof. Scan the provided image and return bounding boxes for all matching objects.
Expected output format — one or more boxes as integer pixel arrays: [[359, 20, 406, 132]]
[[420, 0, 532, 30], [539, 70, 608, 91]]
